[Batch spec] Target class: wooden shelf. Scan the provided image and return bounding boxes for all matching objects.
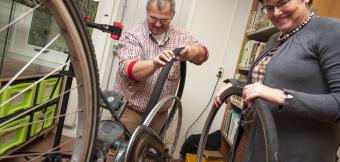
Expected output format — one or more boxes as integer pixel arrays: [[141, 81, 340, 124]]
[[222, 133, 233, 146], [0, 58, 56, 82], [237, 66, 250, 75], [238, 66, 250, 72], [246, 25, 278, 42], [230, 99, 243, 109]]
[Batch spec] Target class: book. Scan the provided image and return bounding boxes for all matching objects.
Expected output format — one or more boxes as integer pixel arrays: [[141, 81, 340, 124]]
[[227, 112, 241, 145], [223, 109, 232, 137]]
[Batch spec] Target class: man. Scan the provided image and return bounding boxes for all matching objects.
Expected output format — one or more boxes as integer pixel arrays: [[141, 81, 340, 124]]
[[113, 0, 208, 134]]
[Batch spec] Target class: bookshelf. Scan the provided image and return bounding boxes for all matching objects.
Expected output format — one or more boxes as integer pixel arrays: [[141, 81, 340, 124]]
[[220, 0, 277, 147], [221, 0, 340, 156], [247, 26, 278, 42]]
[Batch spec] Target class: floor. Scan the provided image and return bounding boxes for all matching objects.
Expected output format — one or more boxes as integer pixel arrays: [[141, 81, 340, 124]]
[[0, 132, 74, 162], [1, 132, 184, 162]]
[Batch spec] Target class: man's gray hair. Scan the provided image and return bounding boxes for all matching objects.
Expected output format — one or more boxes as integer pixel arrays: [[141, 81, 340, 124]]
[[146, 0, 175, 16]]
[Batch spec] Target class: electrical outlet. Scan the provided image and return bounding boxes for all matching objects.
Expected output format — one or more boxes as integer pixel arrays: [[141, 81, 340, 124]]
[[216, 67, 223, 78]]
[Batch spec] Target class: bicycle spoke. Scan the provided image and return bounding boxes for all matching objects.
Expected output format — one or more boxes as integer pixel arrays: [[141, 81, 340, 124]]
[[125, 96, 182, 161], [0, 60, 70, 108], [0, 150, 72, 160], [164, 130, 176, 155], [28, 135, 79, 162], [0, 135, 78, 161], [0, 1, 99, 161], [0, 1, 45, 33], [0, 33, 63, 95], [0, 109, 82, 134], [0, 84, 80, 128]]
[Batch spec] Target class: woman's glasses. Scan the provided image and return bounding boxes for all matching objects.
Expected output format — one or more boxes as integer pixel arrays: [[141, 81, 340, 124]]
[[262, 0, 293, 14]]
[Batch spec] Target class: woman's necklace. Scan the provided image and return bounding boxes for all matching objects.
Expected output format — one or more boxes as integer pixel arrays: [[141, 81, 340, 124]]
[[278, 12, 314, 42]]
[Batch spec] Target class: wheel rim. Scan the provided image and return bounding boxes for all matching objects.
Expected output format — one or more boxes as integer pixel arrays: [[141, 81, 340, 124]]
[[124, 125, 167, 162], [142, 96, 182, 160], [0, 0, 98, 161]]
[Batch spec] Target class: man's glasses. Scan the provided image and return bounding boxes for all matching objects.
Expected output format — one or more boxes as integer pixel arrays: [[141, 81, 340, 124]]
[[148, 16, 171, 25], [261, 0, 293, 14]]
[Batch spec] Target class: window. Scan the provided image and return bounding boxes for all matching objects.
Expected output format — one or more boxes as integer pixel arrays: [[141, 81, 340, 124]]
[[27, 0, 99, 52], [5, 0, 99, 68]]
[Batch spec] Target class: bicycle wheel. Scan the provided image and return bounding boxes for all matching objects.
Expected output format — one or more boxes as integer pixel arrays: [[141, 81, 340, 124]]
[[125, 96, 182, 161], [196, 85, 243, 162], [145, 96, 182, 159], [196, 84, 280, 162], [0, 0, 98, 161], [124, 125, 167, 162]]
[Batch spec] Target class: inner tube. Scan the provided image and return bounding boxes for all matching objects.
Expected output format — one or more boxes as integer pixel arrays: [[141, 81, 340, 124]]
[[197, 84, 280, 162], [142, 47, 185, 121]]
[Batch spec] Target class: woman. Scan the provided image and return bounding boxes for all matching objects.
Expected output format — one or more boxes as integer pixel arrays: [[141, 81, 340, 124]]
[[214, 0, 340, 161]]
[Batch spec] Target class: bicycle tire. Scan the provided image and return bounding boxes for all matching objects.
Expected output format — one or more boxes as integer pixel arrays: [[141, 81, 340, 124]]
[[196, 85, 243, 162], [196, 85, 280, 162], [143, 47, 184, 121], [254, 98, 280, 162], [0, 0, 99, 161]]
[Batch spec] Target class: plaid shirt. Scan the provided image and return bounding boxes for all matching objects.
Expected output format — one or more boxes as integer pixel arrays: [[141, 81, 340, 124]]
[[242, 47, 276, 125], [113, 20, 205, 112]]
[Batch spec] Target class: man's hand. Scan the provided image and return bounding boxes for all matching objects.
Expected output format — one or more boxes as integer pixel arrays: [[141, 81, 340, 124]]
[[176, 45, 198, 61], [123, 50, 175, 81], [153, 50, 176, 68], [176, 45, 206, 64]]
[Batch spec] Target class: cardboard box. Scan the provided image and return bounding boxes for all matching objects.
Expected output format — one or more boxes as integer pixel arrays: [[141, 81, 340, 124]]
[[185, 153, 223, 162], [203, 150, 224, 161]]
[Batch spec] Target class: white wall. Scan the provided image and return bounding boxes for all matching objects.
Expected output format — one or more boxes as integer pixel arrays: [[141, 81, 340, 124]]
[[94, 0, 253, 158], [175, 0, 253, 157]]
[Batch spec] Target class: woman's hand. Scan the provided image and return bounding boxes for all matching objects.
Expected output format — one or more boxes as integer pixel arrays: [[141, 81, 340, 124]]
[[243, 82, 287, 105], [213, 83, 233, 108]]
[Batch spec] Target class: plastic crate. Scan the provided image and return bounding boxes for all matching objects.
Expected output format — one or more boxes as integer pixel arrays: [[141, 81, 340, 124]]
[[36, 77, 62, 104], [0, 82, 37, 118], [0, 115, 30, 155], [30, 104, 56, 137]]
